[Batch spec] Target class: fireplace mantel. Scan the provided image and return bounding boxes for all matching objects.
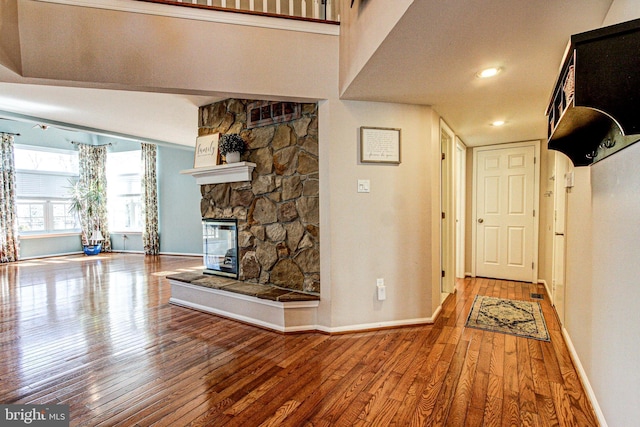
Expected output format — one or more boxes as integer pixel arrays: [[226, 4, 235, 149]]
[[180, 162, 256, 185]]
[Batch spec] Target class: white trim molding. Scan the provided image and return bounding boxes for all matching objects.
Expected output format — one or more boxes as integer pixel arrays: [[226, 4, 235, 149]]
[[19, 251, 83, 260], [181, 162, 256, 185], [315, 304, 442, 334], [561, 327, 609, 427], [538, 279, 552, 301]]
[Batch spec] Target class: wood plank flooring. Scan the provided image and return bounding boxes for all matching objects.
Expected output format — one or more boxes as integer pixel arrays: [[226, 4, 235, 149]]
[[0, 254, 598, 426]]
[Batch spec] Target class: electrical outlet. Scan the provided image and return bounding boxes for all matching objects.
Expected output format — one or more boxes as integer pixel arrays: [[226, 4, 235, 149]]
[[376, 278, 385, 300]]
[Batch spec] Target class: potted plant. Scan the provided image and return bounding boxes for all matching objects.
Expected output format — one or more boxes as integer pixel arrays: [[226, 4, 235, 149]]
[[68, 180, 105, 255], [218, 133, 247, 163]]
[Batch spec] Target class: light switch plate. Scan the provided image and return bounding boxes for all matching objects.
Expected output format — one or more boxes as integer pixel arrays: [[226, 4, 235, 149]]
[[357, 179, 370, 193]]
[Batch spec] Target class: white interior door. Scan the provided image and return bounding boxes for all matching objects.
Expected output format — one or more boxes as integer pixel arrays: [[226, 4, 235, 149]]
[[552, 152, 570, 324], [475, 144, 537, 282]]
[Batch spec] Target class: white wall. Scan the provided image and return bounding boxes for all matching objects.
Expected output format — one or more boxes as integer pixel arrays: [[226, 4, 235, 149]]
[[561, 3, 640, 425], [602, 0, 640, 25], [589, 147, 640, 425], [317, 99, 441, 330], [565, 147, 640, 426], [564, 166, 594, 371], [339, 0, 414, 96], [16, 0, 338, 101]]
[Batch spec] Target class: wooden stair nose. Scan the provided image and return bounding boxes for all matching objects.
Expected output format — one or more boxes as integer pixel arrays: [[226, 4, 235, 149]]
[[166, 272, 320, 302]]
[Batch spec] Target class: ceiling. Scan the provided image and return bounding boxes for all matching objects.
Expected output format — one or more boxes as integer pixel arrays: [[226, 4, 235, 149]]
[[0, 82, 222, 146], [342, 0, 614, 146], [0, 0, 615, 147]]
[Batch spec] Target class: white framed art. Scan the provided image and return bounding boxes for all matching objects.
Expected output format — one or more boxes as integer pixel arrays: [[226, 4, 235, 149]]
[[193, 133, 220, 168]]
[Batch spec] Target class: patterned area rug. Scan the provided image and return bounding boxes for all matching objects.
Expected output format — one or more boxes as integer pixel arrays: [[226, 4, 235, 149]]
[[465, 295, 550, 341]]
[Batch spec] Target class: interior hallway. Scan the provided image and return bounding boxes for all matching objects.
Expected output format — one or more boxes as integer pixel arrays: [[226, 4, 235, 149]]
[[0, 254, 597, 425]]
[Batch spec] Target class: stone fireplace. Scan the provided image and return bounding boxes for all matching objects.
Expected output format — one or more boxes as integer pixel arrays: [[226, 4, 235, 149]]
[[198, 99, 319, 294]]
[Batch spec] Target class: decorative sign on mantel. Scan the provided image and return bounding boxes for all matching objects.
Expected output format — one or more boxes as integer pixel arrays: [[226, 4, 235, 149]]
[[360, 126, 401, 164], [193, 133, 220, 168]]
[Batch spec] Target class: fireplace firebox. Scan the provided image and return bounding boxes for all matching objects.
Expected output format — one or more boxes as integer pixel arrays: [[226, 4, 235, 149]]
[[202, 219, 238, 278]]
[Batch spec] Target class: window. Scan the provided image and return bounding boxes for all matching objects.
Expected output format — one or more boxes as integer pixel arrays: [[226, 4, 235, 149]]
[[15, 146, 80, 235], [16, 201, 45, 232], [107, 150, 142, 232]]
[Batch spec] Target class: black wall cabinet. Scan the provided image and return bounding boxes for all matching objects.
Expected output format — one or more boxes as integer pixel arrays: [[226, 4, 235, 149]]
[[547, 18, 640, 166]]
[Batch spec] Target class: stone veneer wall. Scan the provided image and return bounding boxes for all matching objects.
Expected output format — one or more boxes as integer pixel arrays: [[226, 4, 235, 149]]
[[198, 99, 320, 294]]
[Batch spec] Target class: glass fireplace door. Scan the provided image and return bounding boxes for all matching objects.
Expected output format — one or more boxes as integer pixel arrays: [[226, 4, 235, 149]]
[[202, 219, 238, 278]]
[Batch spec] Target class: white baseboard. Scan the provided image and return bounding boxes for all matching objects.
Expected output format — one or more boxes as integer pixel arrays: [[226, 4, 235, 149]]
[[305, 304, 442, 334], [561, 327, 608, 427], [159, 251, 202, 257], [170, 297, 319, 333], [19, 251, 83, 260], [537, 279, 552, 298]]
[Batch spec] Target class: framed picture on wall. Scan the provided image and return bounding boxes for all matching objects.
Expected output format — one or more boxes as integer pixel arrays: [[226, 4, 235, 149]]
[[193, 133, 220, 168], [360, 127, 401, 164]]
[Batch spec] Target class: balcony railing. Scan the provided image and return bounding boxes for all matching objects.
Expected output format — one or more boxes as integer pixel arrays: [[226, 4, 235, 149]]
[[137, 0, 340, 23]]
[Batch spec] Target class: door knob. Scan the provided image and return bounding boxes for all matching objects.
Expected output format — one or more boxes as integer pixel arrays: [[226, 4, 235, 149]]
[[478, 218, 484, 223]]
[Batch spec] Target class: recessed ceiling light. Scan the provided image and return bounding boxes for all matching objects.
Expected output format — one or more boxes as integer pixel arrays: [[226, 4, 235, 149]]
[[477, 67, 501, 78], [491, 120, 505, 127]]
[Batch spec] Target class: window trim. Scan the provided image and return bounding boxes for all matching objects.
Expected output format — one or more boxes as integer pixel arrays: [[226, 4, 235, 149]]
[[16, 198, 81, 236], [19, 232, 82, 240], [14, 145, 81, 237]]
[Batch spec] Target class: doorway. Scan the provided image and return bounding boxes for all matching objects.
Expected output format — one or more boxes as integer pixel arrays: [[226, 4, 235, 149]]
[[440, 120, 455, 297], [455, 138, 466, 279], [472, 141, 540, 283]]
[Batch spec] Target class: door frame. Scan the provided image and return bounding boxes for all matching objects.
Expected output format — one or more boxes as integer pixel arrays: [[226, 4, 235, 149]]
[[471, 140, 541, 282], [440, 119, 456, 296], [455, 137, 466, 279]]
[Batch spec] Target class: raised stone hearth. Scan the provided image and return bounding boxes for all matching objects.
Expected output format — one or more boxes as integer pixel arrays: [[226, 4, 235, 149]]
[[168, 272, 320, 332], [167, 272, 319, 301]]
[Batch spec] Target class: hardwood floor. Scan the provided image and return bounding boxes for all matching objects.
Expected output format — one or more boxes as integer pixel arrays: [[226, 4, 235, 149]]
[[0, 253, 598, 426]]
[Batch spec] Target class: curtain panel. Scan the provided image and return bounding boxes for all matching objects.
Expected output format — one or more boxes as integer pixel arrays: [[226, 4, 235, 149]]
[[141, 143, 159, 255], [0, 134, 19, 263], [77, 144, 111, 252]]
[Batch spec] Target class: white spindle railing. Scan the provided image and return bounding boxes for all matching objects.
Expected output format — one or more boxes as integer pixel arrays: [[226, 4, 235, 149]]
[[170, 0, 339, 22]]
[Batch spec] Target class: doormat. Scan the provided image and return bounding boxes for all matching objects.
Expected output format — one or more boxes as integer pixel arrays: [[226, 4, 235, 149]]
[[465, 295, 550, 341]]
